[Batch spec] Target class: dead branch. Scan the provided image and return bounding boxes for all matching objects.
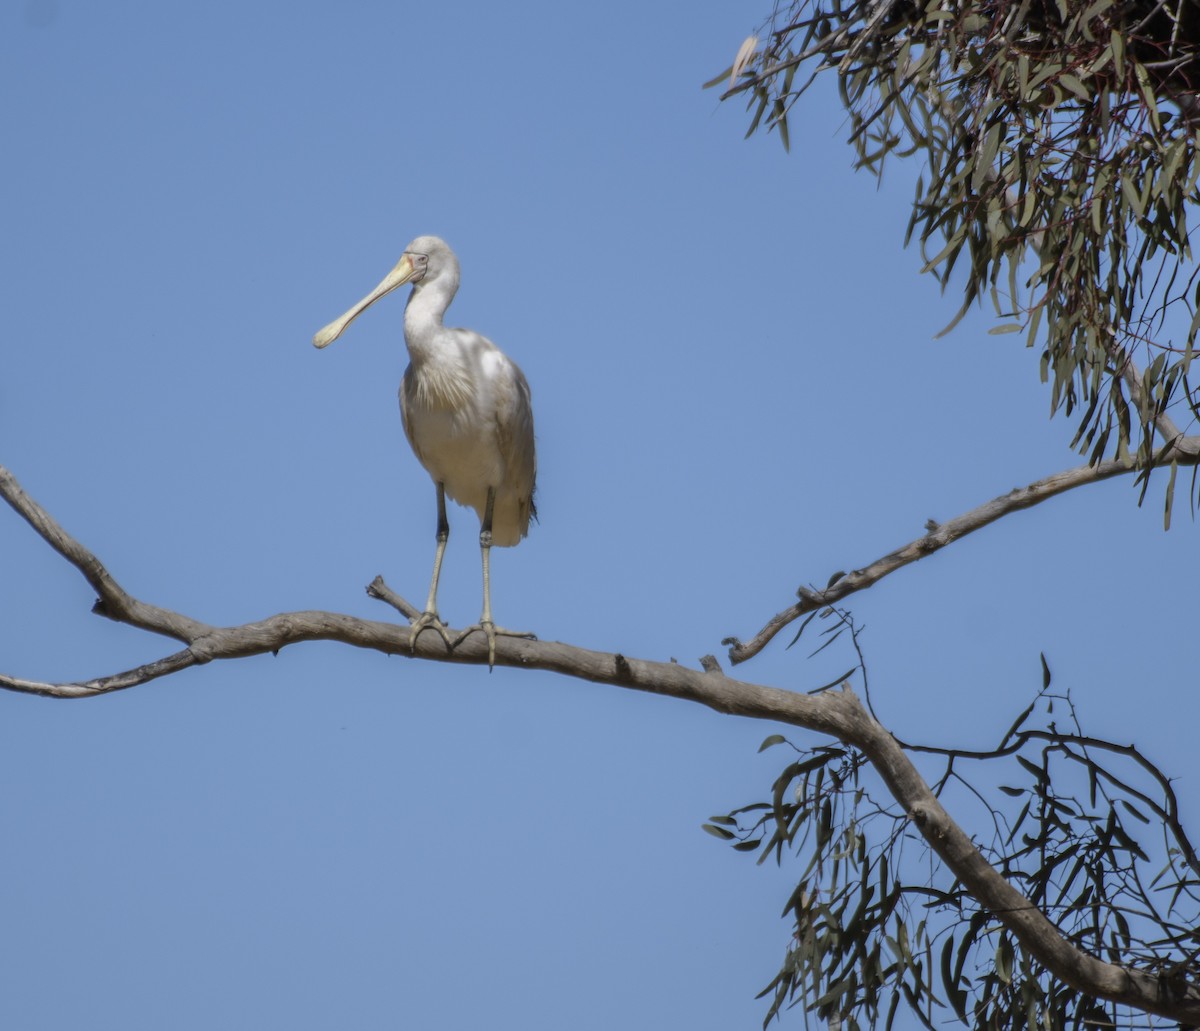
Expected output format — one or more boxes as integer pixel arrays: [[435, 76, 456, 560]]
[[0, 466, 214, 643], [725, 435, 1200, 664]]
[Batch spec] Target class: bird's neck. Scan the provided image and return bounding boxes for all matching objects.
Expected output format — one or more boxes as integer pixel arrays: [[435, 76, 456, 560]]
[[404, 277, 457, 363]]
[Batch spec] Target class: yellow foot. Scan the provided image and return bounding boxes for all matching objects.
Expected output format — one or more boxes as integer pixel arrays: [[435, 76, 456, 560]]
[[409, 610, 453, 651], [453, 621, 536, 669]]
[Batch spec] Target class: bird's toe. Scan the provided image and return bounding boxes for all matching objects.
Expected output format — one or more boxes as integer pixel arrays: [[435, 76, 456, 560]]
[[409, 610, 453, 651], [452, 621, 536, 669]]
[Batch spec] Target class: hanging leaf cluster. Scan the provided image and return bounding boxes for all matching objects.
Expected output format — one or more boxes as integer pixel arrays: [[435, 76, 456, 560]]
[[706, 685, 1200, 1029], [711, 0, 1200, 501]]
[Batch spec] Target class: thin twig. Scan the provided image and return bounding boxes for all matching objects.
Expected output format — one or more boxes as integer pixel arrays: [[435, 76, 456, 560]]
[[0, 649, 199, 699], [367, 575, 422, 621]]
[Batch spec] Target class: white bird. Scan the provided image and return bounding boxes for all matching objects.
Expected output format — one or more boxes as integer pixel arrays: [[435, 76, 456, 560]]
[[313, 235, 536, 666]]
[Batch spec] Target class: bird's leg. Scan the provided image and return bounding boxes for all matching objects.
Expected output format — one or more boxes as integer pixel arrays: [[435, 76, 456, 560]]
[[453, 486, 535, 669], [409, 483, 453, 651]]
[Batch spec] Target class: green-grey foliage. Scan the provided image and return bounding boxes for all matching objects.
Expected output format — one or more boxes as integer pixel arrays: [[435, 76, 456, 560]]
[[711, 0, 1200, 519], [706, 677, 1200, 1029]]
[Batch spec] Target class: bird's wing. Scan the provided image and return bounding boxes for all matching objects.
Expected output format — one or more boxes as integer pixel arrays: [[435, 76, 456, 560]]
[[493, 356, 537, 519], [398, 364, 428, 467]]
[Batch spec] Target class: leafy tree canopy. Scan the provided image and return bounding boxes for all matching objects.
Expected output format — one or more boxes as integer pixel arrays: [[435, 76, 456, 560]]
[[713, 0, 1200, 521]]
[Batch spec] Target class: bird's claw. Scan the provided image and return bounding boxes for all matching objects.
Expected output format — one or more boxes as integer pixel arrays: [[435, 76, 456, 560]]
[[453, 621, 536, 669], [409, 610, 453, 651]]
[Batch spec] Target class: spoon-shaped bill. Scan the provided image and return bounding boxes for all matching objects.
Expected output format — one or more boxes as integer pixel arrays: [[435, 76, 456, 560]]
[[312, 254, 420, 349]]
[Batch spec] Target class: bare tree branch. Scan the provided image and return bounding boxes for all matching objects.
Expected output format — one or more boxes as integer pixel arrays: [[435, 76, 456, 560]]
[[0, 649, 199, 699], [0, 465, 214, 644], [725, 437, 1200, 665], [3, 460, 1200, 1021]]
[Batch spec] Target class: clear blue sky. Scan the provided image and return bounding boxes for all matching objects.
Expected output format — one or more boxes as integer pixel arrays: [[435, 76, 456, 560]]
[[2, 2, 1195, 1029]]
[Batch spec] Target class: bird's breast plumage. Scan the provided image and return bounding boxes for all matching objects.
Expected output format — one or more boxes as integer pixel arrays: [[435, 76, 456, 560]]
[[400, 327, 536, 546]]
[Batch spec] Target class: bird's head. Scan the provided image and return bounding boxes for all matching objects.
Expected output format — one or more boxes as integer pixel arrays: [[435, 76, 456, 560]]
[[312, 235, 457, 349]]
